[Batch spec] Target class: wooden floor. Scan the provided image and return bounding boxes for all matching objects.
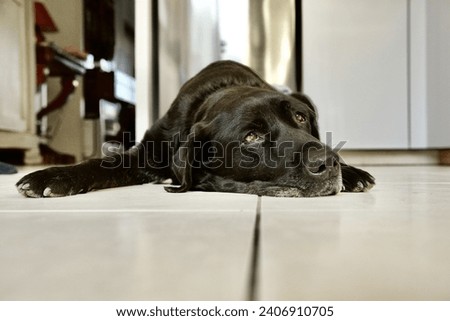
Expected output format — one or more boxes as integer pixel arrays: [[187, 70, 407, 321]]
[[1, 166, 450, 300]]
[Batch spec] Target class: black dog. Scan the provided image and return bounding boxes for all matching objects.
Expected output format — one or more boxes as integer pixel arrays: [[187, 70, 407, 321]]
[[17, 61, 374, 198]]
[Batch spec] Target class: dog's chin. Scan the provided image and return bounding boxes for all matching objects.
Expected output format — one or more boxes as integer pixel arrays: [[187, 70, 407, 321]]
[[266, 182, 341, 197], [193, 173, 343, 197], [254, 175, 343, 198]]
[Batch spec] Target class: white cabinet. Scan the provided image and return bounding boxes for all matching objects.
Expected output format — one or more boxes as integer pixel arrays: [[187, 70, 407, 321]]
[[302, 0, 450, 150], [425, 0, 450, 148], [303, 0, 408, 149], [0, 0, 27, 132], [0, 0, 40, 163]]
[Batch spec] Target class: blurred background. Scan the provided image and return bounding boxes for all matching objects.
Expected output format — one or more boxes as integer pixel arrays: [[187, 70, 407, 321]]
[[1, 0, 449, 169]]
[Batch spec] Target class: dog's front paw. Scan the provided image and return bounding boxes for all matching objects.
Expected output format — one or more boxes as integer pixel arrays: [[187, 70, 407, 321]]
[[16, 166, 86, 198], [341, 165, 375, 193]]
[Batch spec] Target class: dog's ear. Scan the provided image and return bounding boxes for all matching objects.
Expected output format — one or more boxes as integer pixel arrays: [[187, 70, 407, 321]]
[[290, 92, 320, 140], [165, 124, 206, 193]]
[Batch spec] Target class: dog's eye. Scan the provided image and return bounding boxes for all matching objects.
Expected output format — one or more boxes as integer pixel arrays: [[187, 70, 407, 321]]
[[295, 111, 307, 123], [244, 131, 260, 143]]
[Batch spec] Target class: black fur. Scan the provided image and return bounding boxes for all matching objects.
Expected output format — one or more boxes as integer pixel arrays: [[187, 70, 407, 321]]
[[17, 61, 374, 198]]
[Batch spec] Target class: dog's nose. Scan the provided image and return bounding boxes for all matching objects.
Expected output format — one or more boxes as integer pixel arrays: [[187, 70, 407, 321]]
[[304, 146, 340, 177]]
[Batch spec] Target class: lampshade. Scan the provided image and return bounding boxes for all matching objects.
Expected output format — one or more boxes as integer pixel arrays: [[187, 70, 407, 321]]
[[34, 2, 58, 32]]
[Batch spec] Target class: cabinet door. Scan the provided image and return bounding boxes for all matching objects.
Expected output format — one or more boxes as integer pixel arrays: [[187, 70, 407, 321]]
[[0, 0, 27, 132], [426, 0, 450, 148], [302, 0, 408, 149]]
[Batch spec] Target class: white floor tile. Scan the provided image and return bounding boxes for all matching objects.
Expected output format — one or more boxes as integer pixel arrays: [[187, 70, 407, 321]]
[[2, 165, 450, 300], [0, 169, 257, 300], [0, 169, 258, 212], [258, 166, 450, 300], [0, 211, 256, 300]]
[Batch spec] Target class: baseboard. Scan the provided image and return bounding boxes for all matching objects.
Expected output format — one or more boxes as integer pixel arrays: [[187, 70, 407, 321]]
[[339, 150, 440, 166]]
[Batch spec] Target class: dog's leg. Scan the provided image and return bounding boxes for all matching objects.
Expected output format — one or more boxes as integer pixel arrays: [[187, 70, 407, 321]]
[[16, 145, 158, 198], [340, 164, 375, 192]]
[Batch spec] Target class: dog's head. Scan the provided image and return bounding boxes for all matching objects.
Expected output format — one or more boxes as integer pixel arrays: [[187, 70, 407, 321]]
[[166, 87, 342, 197]]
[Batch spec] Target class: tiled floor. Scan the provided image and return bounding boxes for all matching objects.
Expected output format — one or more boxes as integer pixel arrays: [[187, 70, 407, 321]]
[[1, 166, 450, 300]]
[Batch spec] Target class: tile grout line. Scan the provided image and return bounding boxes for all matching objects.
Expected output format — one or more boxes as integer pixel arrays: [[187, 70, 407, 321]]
[[247, 196, 261, 301], [0, 209, 255, 213]]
